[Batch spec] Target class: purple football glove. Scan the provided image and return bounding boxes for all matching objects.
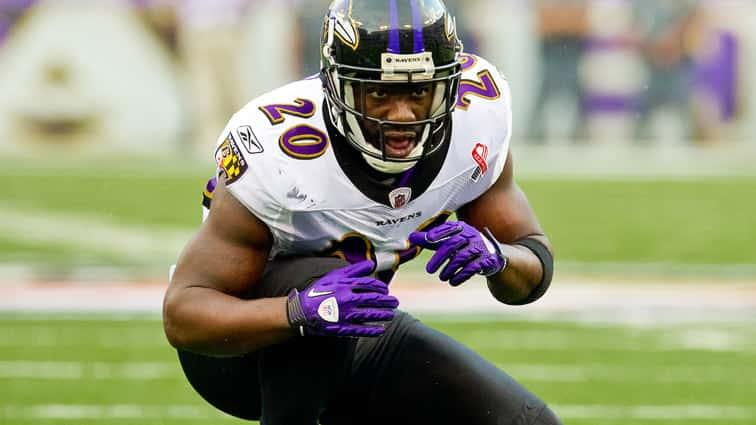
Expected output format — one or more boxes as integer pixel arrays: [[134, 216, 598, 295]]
[[409, 221, 507, 287], [286, 260, 399, 338]]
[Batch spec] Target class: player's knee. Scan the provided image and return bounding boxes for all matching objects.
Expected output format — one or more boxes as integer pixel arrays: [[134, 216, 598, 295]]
[[533, 406, 563, 425]]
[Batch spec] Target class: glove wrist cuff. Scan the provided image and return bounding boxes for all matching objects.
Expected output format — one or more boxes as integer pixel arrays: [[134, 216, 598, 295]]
[[286, 288, 307, 336], [481, 227, 508, 276]]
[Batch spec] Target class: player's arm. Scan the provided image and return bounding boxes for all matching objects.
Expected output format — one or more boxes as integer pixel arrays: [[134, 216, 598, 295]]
[[163, 176, 399, 356], [162, 179, 292, 357], [458, 150, 553, 305], [409, 150, 553, 305]]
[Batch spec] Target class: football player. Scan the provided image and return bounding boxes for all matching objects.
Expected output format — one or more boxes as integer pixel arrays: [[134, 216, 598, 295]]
[[164, 1, 560, 424]]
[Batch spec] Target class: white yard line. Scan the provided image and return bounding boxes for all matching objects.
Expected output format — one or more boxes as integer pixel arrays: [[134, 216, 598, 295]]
[[0, 403, 753, 421], [0, 361, 177, 380], [501, 364, 756, 383], [1, 275, 756, 324], [0, 404, 225, 420], [0, 207, 192, 262], [0, 360, 752, 385], [557, 261, 756, 278], [551, 405, 756, 421], [513, 144, 756, 178]]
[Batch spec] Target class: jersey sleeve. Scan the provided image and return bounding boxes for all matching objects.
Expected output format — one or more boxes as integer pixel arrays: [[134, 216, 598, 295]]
[[212, 112, 289, 235]]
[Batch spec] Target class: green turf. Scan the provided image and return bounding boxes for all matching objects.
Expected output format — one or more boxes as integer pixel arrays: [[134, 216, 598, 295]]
[[1, 163, 210, 229], [520, 178, 756, 265], [1, 315, 754, 424], [2, 158, 755, 275]]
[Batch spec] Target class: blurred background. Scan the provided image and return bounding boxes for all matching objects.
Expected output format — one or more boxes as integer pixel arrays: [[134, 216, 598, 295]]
[[1, 0, 755, 280], [1, 1, 755, 424], [3, 0, 756, 152]]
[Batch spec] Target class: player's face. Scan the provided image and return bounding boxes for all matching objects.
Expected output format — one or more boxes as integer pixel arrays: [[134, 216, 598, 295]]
[[353, 82, 434, 159]]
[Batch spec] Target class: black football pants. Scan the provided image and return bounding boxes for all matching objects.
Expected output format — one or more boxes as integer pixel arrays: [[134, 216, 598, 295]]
[[176, 257, 562, 425]]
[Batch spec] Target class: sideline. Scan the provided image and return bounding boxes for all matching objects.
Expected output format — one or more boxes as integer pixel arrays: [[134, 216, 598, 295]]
[[2, 273, 755, 324], [0, 403, 753, 421]]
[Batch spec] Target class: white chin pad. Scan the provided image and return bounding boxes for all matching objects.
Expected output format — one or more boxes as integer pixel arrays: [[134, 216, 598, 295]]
[[363, 153, 418, 173]]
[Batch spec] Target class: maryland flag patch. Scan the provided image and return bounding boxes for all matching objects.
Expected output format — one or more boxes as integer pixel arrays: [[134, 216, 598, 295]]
[[215, 133, 248, 184]]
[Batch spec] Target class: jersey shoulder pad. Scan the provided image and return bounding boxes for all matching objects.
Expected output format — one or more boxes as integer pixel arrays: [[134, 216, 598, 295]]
[[450, 54, 513, 182], [457, 53, 512, 120], [212, 77, 327, 224]]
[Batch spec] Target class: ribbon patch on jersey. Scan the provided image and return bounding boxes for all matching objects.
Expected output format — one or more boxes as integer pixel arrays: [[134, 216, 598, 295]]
[[470, 143, 489, 183], [215, 133, 248, 185], [389, 187, 412, 209]]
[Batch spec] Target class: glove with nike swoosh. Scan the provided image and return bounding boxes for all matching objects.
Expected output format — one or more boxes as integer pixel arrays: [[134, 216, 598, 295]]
[[286, 260, 399, 338], [409, 221, 507, 287]]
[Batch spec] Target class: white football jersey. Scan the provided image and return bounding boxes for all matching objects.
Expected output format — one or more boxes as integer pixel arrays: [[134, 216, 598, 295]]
[[211, 54, 512, 278]]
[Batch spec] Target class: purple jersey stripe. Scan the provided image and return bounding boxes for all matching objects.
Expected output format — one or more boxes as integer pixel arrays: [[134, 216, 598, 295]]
[[388, 0, 400, 53], [409, 0, 425, 53], [398, 167, 415, 188]]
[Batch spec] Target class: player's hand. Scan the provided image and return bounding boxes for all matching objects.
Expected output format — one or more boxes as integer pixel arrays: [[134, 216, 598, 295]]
[[286, 260, 399, 338], [409, 221, 507, 287]]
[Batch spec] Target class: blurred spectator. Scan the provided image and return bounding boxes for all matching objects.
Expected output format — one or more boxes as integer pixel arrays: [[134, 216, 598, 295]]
[[689, 0, 740, 143], [579, 0, 647, 144], [0, 0, 37, 46], [131, 0, 180, 57], [530, 0, 589, 143], [635, 0, 703, 144], [296, 0, 329, 76], [174, 0, 250, 151]]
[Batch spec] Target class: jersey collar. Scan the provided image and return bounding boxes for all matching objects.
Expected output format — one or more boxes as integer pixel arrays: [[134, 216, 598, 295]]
[[324, 101, 451, 208]]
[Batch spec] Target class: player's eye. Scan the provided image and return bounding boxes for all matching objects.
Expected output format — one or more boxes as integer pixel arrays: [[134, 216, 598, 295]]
[[367, 87, 388, 100], [411, 86, 431, 98]]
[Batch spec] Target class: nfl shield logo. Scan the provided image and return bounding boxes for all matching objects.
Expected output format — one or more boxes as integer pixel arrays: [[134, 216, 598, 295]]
[[389, 187, 412, 209]]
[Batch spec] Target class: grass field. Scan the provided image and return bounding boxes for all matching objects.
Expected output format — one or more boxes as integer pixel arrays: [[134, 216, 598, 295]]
[[2, 158, 756, 278], [1, 313, 755, 425], [3, 157, 755, 424]]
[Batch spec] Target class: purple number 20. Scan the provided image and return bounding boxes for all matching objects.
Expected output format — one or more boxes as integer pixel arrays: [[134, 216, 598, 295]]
[[456, 70, 501, 111], [259, 98, 316, 125], [259, 97, 329, 159]]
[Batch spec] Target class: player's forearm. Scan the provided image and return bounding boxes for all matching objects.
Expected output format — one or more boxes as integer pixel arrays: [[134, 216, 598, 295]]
[[486, 239, 552, 305], [163, 286, 293, 357]]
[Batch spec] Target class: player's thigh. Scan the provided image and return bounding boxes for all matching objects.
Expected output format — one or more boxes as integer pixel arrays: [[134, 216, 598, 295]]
[[254, 256, 356, 423], [177, 350, 261, 420], [258, 334, 356, 424], [178, 256, 351, 421], [327, 312, 561, 425]]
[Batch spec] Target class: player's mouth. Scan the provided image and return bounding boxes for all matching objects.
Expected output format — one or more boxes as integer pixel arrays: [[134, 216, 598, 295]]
[[383, 132, 417, 158]]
